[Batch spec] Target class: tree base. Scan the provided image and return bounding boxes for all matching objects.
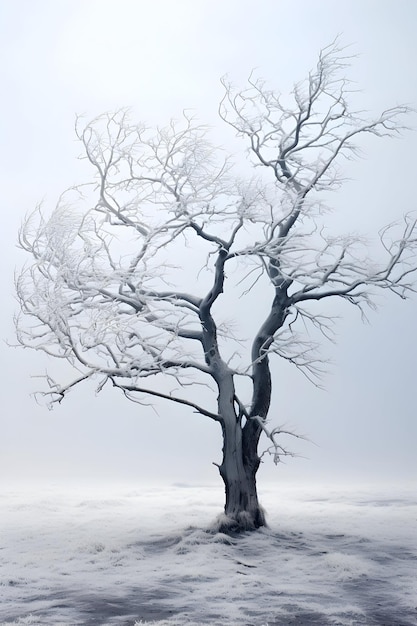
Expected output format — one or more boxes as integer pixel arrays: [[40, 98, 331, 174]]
[[212, 506, 267, 534]]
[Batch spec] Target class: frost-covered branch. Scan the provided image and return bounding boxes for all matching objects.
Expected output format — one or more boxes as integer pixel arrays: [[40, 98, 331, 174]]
[[15, 41, 417, 509], [109, 378, 221, 422], [251, 416, 306, 465]]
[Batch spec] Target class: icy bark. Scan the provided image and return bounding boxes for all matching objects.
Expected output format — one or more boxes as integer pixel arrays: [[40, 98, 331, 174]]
[[215, 371, 266, 532]]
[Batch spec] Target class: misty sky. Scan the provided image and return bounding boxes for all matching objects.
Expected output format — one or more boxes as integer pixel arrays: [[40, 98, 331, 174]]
[[1, 0, 416, 488]]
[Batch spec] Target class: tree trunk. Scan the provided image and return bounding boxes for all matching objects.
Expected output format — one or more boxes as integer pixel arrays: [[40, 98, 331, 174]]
[[208, 344, 266, 532], [216, 418, 266, 533]]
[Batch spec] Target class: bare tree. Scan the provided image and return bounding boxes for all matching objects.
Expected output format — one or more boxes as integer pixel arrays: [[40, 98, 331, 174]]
[[16, 42, 417, 531]]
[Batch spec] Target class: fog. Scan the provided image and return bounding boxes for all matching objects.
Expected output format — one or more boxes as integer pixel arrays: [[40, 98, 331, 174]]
[[1, 484, 416, 624], [1, 0, 416, 490]]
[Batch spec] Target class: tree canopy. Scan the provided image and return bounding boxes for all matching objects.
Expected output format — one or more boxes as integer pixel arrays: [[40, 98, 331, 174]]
[[16, 42, 417, 530]]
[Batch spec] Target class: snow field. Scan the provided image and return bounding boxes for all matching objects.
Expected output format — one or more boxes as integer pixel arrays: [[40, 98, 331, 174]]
[[1, 483, 416, 625]]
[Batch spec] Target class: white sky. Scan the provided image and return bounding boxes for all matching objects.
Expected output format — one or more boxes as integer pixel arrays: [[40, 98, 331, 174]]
[[1, 0, 416, 488]]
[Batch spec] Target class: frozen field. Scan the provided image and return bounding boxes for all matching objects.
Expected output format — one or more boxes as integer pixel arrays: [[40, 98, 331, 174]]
[[0, 483, 416, 625]]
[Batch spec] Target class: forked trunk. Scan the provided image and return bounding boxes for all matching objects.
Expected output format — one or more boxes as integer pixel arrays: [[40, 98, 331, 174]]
[[216, 419, 266, 533]]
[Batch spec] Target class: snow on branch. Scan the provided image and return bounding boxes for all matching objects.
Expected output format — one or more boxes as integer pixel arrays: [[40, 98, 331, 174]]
[[15, 41, 417, 460], [250, 415, 306, 465], [219, 38, 411, 211], [288, 214, 417, 308]]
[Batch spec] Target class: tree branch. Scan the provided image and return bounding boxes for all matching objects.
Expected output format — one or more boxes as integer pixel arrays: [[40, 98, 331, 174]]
[[109, 378, 222, 422]]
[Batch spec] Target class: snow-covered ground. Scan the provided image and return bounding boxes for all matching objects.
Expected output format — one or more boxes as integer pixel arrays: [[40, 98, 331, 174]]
[[1, 482, 416, 625]]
